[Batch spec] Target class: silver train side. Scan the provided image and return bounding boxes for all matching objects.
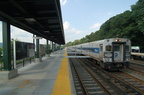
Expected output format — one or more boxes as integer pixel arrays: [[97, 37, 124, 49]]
[[68, 38, 131, 70]]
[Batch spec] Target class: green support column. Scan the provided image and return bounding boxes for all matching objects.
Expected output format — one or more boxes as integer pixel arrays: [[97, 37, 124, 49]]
[[53, 42, 55, 51], [35, 36, 43, 62], [36, 36, 40, 58], [45, 40, 50, 57], [59, 44, 61, 50], [2, 21, 11, 70], [54, 43, 56, 51], [50, 41, 52, 50], [46, 40, 49, 54], [0, 21, 18, 79], [33, 35, 35, 44], [52, 42, 54, 52]]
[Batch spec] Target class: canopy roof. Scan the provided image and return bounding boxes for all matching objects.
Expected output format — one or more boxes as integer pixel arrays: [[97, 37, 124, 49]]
[[0, 0, 65, 44]]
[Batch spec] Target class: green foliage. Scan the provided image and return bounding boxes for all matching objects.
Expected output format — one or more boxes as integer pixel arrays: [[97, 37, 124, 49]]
[[65, 42, 73, 47], [0, 48, 2, 57], [131, 0, 144, 34], [65, 0, 144, 51]]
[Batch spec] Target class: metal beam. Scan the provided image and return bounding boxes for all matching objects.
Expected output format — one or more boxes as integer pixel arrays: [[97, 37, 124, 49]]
[[36, 35, 40, 58], [2, 21, 11, 70], [9, 0, 45, 30], [46, 40, 50, 54], [0, 11, 45, 39], [18, 0, 53, 3], [54, 0, 65, 44], [0, 0, 65, 45], [9, 0, 28, 14]]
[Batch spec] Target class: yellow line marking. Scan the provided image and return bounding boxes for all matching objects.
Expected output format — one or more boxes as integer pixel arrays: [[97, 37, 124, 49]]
[[18, 80, 31, 88], [8, 80, 32, 95], [52, 52, 71, 95]]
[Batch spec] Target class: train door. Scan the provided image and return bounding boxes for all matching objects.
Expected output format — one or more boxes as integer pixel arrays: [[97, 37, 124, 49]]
[[113, 43, 124, 62], [99, 44, 103, 59]]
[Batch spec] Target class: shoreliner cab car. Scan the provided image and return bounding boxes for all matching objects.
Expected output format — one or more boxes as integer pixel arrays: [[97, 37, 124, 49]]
[[69, 38, 131, 70]]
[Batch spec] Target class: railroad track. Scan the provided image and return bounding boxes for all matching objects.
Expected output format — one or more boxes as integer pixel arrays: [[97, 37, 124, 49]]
[[130, 59, 144, 65], [129, 60, 144, 72], [128, 65, 144, 74], [110, 71, 144, 93], [70, 58, 116, 95], [130, 64, 144, 71], [78, 58, 144, 95], [123, 59, 144, 81]]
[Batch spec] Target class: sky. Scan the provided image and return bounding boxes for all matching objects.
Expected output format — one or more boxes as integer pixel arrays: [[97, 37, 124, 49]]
[[0, 0, 138, 44], [60, 0, 138, 43]]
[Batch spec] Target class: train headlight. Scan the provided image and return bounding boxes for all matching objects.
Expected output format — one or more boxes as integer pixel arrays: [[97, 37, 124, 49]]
[[115, 39, 122, 42], [104, 52, 112, 57]]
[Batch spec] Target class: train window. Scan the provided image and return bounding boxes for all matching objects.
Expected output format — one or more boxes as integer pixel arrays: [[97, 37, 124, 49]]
[[126, 45, 129, 51], [106, 45, 111, 51], [100, 44, 103, 51], [132, 49, 139, 52], [114, 45, 120, 51]]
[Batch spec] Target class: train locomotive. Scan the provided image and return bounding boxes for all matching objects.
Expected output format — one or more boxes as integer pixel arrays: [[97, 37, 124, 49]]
[[68, 38, 131, 70]]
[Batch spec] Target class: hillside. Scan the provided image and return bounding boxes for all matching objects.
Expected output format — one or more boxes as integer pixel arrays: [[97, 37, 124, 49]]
[[66, 0, 144, 51]]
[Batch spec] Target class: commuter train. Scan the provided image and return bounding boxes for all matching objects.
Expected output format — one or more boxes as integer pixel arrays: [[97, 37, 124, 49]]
[[131, 46, 144, 59], [68, 38, 131, 70]]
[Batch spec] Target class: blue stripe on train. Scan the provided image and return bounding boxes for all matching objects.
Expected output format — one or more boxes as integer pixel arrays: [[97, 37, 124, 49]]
[[77, 47, 100, 54], [94, 48, 99, 53]]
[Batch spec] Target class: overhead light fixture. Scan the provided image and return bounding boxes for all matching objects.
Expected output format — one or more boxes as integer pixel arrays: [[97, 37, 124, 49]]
[[44, 31, 49, 33], [25, 18, 36, 22]]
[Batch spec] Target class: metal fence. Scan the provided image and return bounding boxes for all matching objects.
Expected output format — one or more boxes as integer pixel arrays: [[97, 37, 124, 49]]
[[0, 56, 36, 70]]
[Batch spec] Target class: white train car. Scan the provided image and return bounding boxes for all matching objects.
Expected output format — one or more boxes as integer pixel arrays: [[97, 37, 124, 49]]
[[70, 38, 131, 70]]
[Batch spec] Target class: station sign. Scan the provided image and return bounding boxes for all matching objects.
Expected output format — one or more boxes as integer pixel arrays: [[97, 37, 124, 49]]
[[32, 37, 42, 39]]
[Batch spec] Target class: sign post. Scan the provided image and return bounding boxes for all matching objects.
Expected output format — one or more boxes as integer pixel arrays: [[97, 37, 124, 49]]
[[13, 41, 16, 69]]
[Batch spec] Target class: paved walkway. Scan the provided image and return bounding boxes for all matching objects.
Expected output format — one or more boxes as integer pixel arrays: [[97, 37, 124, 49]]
[[0, 50, 76, 95]]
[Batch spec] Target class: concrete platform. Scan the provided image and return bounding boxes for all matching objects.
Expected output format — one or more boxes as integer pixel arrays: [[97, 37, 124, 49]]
[[0, 50, 76, 95]]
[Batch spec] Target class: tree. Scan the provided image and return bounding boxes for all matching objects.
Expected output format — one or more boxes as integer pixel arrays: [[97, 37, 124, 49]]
[[73, 40, 80, 45], [65, 0, 144, 51]]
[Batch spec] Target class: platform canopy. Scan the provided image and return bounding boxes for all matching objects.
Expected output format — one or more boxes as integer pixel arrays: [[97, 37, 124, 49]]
[[0, 0, 65, 44]]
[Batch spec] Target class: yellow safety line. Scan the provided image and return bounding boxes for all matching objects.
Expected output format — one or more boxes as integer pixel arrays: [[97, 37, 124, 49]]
[[52, 52, 71, 95]]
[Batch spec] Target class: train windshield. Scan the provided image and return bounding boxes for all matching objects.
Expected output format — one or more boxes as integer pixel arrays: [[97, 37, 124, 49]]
[[114, 45, 120, 51], [106, 45, 112, 51]]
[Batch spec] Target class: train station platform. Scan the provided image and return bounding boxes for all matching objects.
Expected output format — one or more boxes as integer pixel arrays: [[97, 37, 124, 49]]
[[0, 50, 76, 95]]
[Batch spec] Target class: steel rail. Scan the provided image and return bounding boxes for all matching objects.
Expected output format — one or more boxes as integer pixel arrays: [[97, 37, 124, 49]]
[[81, 58, 144, 95], [70, 58, 88, 95], [110, 72, 144, 94], [77, 59, 112, 95]]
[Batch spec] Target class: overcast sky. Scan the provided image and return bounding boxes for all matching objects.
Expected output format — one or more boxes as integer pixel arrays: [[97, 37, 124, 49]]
[[0, 0, 138, 44]]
